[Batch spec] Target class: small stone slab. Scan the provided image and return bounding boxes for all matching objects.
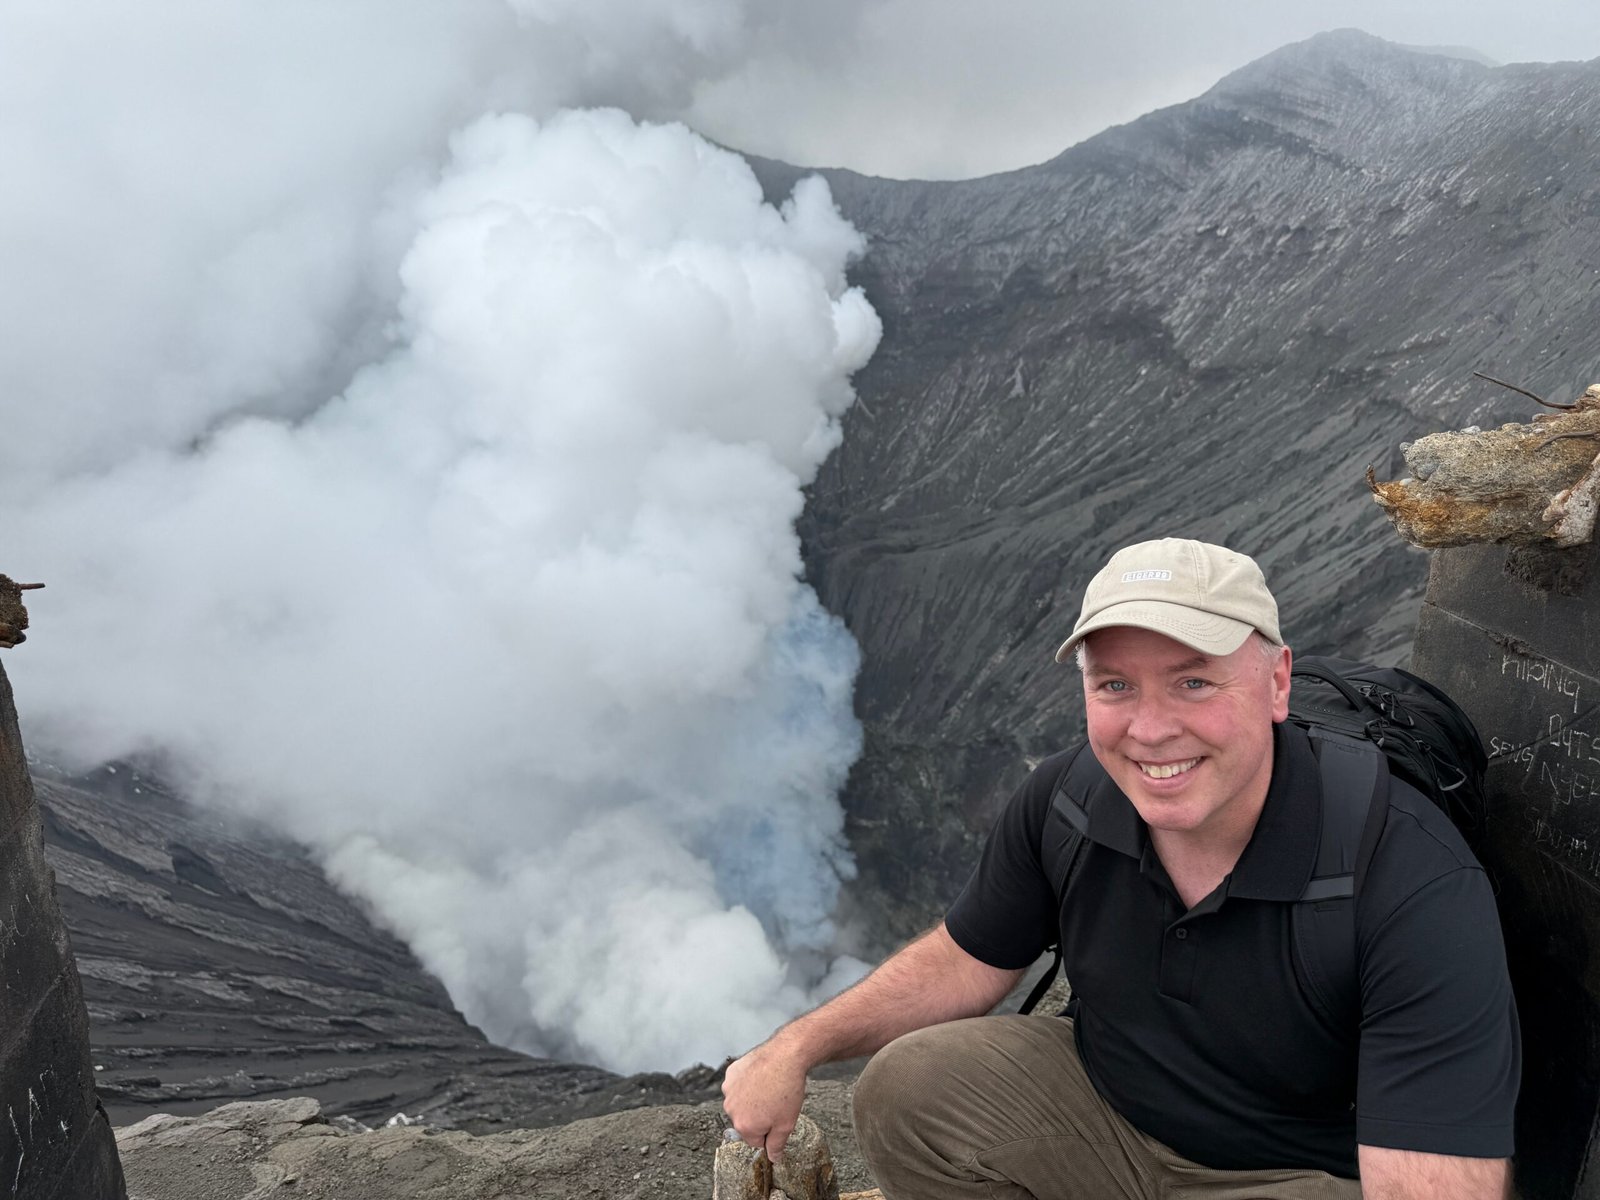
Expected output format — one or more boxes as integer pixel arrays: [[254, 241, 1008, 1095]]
[[714, 1115, 839, 1200]]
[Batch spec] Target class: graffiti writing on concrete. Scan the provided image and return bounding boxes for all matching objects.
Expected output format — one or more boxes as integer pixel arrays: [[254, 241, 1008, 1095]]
[[1491, 647, 1600, 876], [1525, 812, 1600, 880], [1500, 650, 1585, 714], [1489, 712, 1600, 804]]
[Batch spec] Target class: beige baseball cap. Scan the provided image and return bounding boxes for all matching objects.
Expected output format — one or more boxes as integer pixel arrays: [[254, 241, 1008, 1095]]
[[1054, 538, 1282, 662]]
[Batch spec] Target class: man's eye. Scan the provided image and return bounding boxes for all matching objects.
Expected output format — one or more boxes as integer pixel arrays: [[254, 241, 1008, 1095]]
[[1180, 678, 1211, 691], [1102, 680, 1129, 693]]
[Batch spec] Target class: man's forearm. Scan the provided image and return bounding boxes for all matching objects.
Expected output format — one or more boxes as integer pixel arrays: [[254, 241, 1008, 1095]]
[[765, 922, 1024, 1068], [1357, 1145, 1509, 1200], [722, 922, 1023, 1160]]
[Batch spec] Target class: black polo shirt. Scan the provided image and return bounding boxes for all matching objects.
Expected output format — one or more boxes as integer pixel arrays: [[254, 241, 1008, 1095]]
[[946, 722, 1519, 1178]]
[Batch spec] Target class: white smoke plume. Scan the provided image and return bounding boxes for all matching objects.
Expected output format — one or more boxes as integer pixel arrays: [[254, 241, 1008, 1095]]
[[2, 3, 880, 1071]]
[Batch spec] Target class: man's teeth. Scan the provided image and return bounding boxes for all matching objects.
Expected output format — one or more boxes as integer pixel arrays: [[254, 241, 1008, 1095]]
[[1139, 758, 1200, 779]]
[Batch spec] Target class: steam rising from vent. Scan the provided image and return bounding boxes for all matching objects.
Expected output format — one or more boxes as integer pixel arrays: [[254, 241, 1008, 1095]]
[[2, 6, 880, 1071]]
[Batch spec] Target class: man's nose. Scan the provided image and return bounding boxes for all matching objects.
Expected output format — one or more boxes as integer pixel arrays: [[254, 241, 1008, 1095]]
[[1125, 692, 1181, 743]]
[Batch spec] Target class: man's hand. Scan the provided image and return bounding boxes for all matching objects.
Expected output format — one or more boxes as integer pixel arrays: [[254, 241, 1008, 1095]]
[[719, 923, 1023, 1162], [721, 1036, 810, 1162], [1358, 1145, 1509, 1199]]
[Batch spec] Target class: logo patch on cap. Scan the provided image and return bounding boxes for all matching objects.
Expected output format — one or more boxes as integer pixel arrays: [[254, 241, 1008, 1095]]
[[1120, 569, 1172, 582]]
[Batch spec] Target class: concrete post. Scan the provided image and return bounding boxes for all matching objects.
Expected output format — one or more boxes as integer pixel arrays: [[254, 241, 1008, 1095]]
[[1410, 539, 1600, 1200]]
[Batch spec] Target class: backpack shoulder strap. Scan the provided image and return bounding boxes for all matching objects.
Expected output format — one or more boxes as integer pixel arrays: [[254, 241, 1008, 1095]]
[[1020, 746, 1102, 1015], [1041, 745, 1097, 893], [1292, 728, 1392, 1027], [1300, 728, 1389, 897]]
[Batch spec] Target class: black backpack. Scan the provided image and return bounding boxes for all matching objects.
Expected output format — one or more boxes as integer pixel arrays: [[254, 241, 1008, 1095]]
[[1017, 655, 1490, 1020]]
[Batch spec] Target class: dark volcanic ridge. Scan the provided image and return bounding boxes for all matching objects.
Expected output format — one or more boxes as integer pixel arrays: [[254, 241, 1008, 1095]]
[[32, 755, 723, 1131], [764, 29, 1600, 942]]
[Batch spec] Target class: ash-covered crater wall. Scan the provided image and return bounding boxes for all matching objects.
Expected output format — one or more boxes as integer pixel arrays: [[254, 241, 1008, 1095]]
[[33, 758, 727, 1130], [761, 31, 1600, 940]]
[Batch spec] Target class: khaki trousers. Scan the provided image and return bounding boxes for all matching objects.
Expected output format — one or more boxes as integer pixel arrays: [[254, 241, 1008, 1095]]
[[852, 1015, 1362, 1200]]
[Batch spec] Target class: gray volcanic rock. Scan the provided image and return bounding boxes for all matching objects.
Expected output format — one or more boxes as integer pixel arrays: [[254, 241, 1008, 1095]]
[[116, 1082, 872, 1200], [754, 30, 1600, 940], [0, 656, 125, 1198], [32, 758, 722, 1130]]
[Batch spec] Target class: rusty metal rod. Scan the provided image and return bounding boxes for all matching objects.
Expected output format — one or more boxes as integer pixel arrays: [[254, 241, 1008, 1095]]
[[1473, 371, 1576, 411]]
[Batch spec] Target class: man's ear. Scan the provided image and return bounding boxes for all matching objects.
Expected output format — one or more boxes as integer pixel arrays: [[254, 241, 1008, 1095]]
[[1270, 642, 1292, 723]]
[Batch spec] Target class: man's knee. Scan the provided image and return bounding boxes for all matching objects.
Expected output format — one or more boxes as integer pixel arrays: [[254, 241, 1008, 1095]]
[[854, 1016, 1108, 1151], [853, 1018, 1114, 1198], [852, 1025, 936, 1146], [853, 1023, 981, 1191], [853, 1019, 1006, 1155]]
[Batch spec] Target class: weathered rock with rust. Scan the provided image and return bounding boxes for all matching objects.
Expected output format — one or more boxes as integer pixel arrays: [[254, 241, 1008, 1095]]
[[1368, 386, 1600, 548], [0, 576, 42, 649]]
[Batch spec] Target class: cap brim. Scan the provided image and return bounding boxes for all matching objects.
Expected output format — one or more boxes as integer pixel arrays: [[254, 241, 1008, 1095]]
[[1054, 601, 1256, 663]]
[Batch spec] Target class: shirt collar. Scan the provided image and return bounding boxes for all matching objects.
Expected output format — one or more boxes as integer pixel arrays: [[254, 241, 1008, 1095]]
[[1082, 766, 1146, 858], [1081, 722, 1320, 902], [1227, 722, 1320, 900]]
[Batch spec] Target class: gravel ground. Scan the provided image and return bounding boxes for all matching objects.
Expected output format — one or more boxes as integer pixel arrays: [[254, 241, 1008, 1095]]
[[118, 1079, 875, 1200]]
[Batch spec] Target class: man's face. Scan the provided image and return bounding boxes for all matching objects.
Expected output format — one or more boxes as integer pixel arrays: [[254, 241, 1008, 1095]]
[[1080, 626, 1291, 843]]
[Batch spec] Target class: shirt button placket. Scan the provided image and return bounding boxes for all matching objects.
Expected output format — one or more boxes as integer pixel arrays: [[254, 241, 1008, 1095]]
[[1160, 924, 1198, 1001]]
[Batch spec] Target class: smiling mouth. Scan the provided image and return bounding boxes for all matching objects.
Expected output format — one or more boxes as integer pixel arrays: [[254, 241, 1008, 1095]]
[[1137, 757, 1201, 780]]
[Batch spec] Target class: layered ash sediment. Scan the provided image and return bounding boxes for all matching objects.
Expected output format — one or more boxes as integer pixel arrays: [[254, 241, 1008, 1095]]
[[35, 760, 721, 1131], [755, 31, 1600, 941]]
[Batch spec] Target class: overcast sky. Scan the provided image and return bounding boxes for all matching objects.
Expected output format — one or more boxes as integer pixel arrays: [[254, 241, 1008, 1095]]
[[686, 1, 1600, 179]]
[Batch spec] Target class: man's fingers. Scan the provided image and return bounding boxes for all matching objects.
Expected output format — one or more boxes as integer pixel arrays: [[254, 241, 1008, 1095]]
[[765, 1123, 796, 1163], [719, 1046, 803, 1164]]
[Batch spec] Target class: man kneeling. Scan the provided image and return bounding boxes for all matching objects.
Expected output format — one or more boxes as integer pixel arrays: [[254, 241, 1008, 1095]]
[[722, 538, 1518, 1199]]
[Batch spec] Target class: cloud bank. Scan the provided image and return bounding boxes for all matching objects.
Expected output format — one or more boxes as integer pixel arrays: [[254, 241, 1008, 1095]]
[[2, 2, 880, 1071]]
